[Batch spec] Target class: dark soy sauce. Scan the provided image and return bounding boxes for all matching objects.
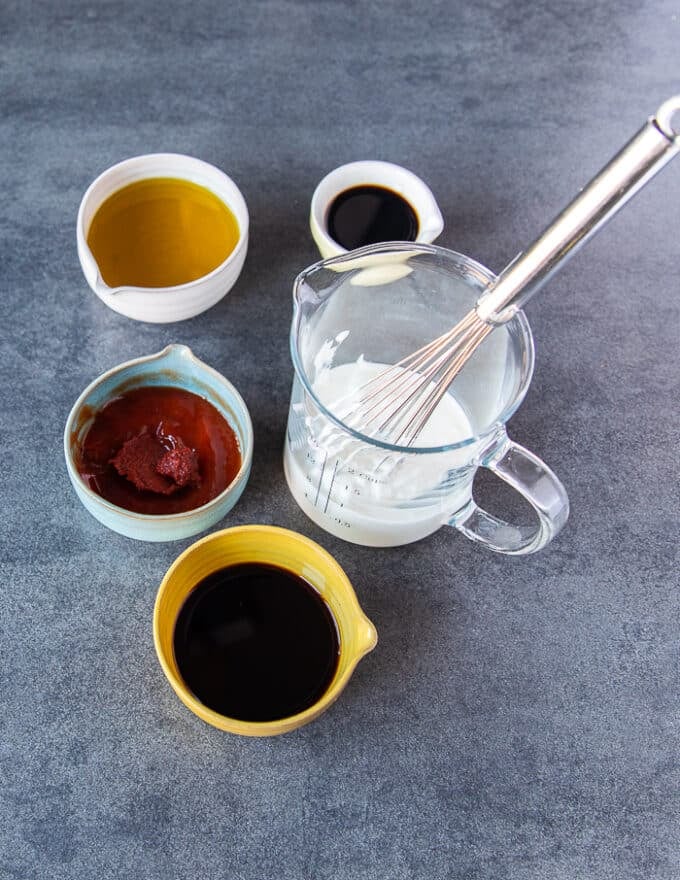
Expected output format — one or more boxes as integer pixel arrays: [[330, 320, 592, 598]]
[[327, 184, 419, 250], [173, 563, 340, 722]]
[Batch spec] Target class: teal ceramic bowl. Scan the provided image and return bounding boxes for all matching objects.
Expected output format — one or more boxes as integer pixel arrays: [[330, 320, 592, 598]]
[[64, 344, 253, 541]]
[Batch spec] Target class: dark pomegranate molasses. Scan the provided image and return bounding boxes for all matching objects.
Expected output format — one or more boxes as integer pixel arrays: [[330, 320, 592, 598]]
[[326, 184, 419, 250], [172, 563, 340, 722]]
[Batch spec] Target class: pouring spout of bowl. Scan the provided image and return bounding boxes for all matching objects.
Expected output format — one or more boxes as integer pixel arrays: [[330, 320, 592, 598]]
[[417, 199, 445, 243], [96, 279, 144, 299], [356, 616, 378, 657], [419, 212, 444, 242], [76, 234, 130, 299]]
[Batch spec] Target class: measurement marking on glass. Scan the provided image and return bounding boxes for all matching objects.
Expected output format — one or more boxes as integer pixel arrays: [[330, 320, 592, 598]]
[[314, 451, 328, 507], [323, 460, 340, 513]]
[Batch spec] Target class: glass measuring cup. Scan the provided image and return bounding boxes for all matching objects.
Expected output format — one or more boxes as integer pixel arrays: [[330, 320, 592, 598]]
[[283, 243, 569, 554]]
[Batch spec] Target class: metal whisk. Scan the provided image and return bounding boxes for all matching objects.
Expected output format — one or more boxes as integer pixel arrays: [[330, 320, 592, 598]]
[[346, 96, 680, 447]]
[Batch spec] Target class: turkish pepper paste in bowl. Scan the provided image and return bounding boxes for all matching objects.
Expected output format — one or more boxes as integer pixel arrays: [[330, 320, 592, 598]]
[[64, 344, 253, 541]]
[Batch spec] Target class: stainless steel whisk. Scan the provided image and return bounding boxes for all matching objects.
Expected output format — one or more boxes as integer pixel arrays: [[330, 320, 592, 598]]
[[348, 97, 680, 447]]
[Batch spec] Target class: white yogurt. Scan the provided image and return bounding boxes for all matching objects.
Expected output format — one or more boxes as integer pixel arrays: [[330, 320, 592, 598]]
[[284, 361, 481, 547]]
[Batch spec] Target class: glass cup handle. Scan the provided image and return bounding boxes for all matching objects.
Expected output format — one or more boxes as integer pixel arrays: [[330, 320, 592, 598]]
[[453, 432, 569, 555]]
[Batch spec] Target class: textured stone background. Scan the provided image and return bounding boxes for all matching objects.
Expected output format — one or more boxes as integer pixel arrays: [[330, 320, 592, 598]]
[[1, 1, 678, 877]]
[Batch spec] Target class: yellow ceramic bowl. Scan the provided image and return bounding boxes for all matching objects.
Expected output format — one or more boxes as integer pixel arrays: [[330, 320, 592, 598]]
[[153, 525, 377, 736]]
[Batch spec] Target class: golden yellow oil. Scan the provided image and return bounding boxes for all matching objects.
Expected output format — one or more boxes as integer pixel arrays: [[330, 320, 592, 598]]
[[87, 177, 240, 288]]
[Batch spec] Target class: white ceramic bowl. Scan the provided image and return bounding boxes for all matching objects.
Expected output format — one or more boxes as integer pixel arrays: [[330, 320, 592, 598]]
[[64, 344, 253, 541], [310, 160, 444, 259], [77, 154, 249, 323]]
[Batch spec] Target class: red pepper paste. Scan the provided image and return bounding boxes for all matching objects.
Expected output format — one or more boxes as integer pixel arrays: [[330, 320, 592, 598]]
[[76, 385, 241, 515], [110, 427, 200, 494]]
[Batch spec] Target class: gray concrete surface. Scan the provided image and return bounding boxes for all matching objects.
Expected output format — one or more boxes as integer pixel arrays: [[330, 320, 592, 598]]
[[1, 1, 679, 877]]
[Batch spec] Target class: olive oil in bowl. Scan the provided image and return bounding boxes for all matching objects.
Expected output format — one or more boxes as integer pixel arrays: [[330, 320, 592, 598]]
[[87, 176, 241, 288]]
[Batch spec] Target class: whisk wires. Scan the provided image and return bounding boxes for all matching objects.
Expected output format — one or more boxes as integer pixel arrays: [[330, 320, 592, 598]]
[[345, 309, 493, 447]]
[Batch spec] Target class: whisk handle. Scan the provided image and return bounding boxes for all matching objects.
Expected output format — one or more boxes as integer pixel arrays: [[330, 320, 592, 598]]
[[476, 96, 680, 325]]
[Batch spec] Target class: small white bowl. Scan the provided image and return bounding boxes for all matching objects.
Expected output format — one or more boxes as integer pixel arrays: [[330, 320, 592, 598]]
[[64, 344, 253, 541], [310, 160, 444, 259], [77, 154, 249, 323]]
